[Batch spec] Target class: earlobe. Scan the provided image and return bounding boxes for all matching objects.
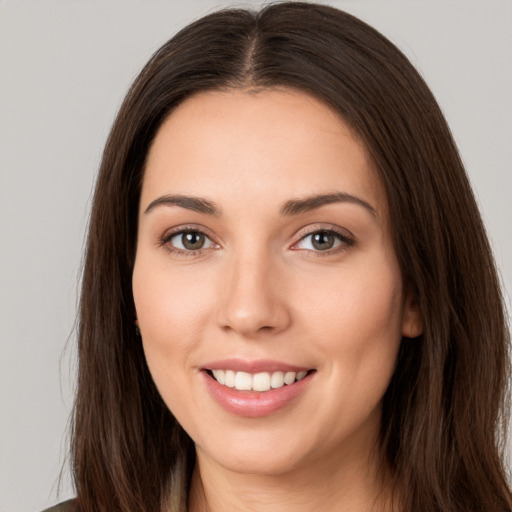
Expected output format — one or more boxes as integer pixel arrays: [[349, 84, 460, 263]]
[[402, 290, 423, 338]]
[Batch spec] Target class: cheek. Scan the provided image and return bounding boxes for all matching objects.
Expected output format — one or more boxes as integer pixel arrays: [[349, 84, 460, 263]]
[[299, 254, 404, 386], [132, 260, 215, 421], [294, 264, 404, 444], [132, 258, 206, 387], [133, 257, 215, 344], [303, 261, 403, 335]]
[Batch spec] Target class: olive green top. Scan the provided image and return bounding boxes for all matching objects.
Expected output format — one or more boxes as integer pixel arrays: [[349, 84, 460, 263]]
[[41, 499, 76, 512]]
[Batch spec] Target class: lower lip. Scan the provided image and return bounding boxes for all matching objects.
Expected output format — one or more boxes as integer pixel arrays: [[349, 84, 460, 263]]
[[202, 371, 314, 418]]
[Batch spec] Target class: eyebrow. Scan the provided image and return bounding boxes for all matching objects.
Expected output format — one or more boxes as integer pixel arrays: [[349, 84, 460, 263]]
[[144, 194, 221, 216], [280, 192, 376, 217], [144, 191, 376, 218]]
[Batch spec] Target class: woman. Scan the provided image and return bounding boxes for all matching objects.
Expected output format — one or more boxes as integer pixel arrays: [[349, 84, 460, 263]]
[[46, 2, 511, 511]]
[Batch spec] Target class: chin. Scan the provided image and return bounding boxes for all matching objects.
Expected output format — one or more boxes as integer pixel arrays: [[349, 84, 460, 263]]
[[194, 421, 334, 479], [203, 447, 306, 477]]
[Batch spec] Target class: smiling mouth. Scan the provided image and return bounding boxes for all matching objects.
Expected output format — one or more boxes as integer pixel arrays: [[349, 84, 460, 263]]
[[205, 369, 315, 392]]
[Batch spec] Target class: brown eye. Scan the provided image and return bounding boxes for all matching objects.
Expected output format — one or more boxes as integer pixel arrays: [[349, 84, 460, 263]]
[[294, 229, 355, 253], [181, 231, 205, 250], [168, 230, 214, 252], [311, 231, 335, 250]]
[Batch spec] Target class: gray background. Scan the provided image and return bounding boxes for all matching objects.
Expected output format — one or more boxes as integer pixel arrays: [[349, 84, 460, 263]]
[[1, 1, 511, 511]]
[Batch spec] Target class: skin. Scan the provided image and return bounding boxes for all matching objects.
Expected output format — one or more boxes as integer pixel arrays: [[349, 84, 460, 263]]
[[132, 88, 422, 512]]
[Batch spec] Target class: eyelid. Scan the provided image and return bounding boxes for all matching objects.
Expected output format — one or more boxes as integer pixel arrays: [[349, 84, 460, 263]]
[[159, 224, 220, 255], [290, 224, 356, 254]]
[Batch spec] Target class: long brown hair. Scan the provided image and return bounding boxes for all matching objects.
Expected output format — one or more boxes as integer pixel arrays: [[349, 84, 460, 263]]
[[73, 3, 512, 511]]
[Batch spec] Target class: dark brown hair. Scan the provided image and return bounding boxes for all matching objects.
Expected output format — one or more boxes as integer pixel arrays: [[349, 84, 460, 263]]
[[72, 3, 511, 511]]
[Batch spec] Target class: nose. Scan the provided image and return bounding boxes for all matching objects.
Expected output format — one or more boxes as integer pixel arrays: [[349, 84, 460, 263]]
[[216, 250, 292, 338]]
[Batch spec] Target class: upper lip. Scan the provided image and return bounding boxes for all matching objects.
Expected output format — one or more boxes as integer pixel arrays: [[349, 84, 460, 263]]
[[201, 358, 313, 374]]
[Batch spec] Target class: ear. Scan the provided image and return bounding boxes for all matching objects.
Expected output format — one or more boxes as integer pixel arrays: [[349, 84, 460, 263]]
[[401, 288, 423, 338]]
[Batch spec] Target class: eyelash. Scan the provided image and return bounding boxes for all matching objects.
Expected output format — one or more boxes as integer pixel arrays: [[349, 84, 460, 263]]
[[159, 226, 356, 257], [158, 225, 217, 257], [291, 227, 356, 256]]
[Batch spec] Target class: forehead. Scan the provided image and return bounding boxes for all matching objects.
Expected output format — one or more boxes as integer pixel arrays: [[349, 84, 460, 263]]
[[141, 88, 386, 218]]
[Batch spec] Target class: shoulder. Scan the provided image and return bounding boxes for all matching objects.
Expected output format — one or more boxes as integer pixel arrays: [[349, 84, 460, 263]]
[[41, 499, 76, 512]]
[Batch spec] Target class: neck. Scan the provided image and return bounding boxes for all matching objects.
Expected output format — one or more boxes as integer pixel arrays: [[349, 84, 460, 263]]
[[188, 440, 397, 512]]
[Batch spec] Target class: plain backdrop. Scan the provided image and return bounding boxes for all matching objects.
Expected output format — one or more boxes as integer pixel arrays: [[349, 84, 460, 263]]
[[1, 1, 511, 511]]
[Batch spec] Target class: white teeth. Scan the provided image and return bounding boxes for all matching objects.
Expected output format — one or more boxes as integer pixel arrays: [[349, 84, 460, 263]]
[[210, 369, 309, 391], [271, 371, 284, 389], [296, 370, 307, 381], [284, 372, 296, 385], [235, 371, 252, 391], [253, 372, 271, 392], [212, 369, 225, 385], [225, 370, 235, 388]]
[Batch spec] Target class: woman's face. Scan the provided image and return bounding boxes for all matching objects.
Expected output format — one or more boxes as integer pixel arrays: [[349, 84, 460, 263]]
[[133, 89, 421, 477]]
